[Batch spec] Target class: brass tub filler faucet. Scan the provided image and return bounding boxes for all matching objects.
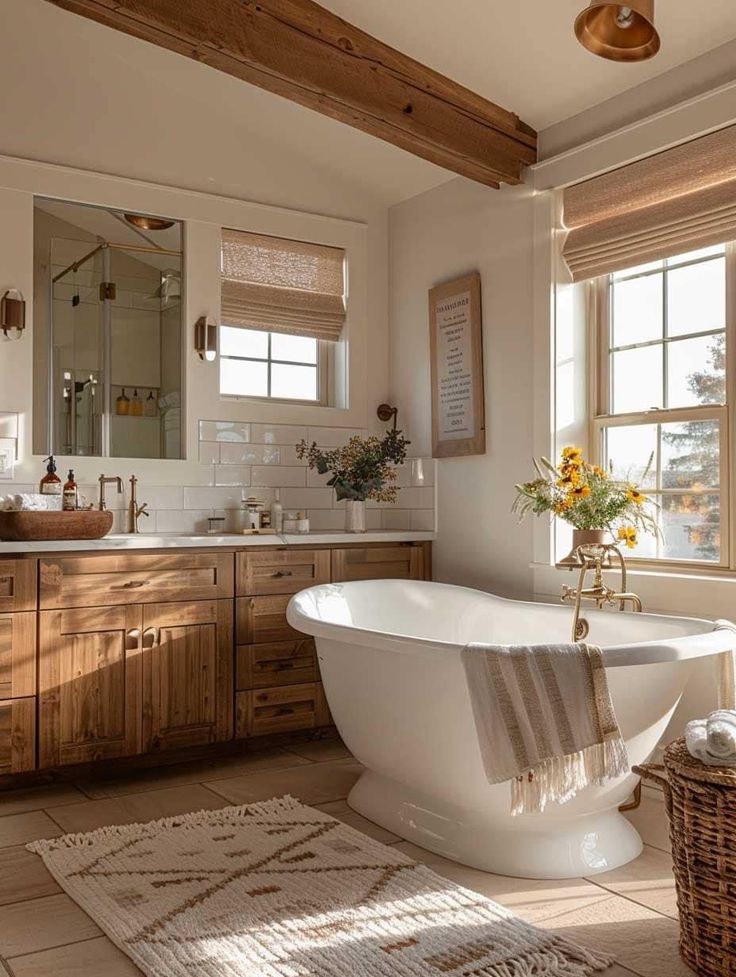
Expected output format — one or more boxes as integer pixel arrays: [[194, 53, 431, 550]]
[[560, 543, 643, 642]]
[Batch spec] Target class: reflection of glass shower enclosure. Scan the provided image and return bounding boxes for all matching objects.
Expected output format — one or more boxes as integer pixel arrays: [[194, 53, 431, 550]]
[[50, 241, 182, 459]]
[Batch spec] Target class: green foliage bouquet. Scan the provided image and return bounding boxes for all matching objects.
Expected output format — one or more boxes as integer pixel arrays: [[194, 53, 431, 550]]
[[296, 429, 410, 503]]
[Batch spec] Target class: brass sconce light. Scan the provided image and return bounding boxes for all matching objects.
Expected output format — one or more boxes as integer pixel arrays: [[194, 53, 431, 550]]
[[377, 403, 399, 430], [194, 316, 217, 362], [574, 1, 660, 62], [1, 290, 25, 341]]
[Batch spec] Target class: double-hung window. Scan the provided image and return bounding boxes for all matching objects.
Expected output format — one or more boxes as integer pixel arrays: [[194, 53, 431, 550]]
[[592, 244, 731, 567]]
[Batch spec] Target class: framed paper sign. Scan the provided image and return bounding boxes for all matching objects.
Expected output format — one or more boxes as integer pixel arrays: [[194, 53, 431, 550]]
[[429, 271, 485, 458]]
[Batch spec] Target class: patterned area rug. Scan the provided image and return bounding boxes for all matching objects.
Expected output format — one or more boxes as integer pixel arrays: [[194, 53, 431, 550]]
[[28, 796, 612, 977]]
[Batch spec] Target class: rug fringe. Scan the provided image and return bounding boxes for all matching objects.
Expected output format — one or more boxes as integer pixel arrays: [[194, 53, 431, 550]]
[[26, 794, 304, 855], [511, 738, 629, 815]]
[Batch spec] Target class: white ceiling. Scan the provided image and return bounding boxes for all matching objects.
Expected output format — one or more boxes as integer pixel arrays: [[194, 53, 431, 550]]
[[3, 0, 736, 211], [320, 0, 736, 131]]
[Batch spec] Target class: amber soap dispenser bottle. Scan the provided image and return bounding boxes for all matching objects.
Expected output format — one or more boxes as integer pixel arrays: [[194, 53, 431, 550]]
[[40, 456, 61, 495]]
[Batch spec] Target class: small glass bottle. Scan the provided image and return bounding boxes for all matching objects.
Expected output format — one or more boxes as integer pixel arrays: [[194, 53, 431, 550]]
[[130, 389, 143, 417], [116, 389, 130, 415], [271, 488, 284, 533], [40, 456, 62, 495], [144, 390, 157, 417], [63, 470, 78, 511]]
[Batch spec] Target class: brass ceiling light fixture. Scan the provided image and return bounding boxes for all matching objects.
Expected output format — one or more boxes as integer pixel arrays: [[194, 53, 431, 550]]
[[574, 1, 660, 62], [123, 213, 176, 231]]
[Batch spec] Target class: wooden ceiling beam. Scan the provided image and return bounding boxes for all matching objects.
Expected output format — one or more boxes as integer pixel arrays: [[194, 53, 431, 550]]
[[45, 0, 537, 187]]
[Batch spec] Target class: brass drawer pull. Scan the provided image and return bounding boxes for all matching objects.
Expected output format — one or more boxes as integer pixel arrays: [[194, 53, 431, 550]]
[[277, 707, 295, 716], [273, 570, 293, 578], [120, 579, 149, 589]]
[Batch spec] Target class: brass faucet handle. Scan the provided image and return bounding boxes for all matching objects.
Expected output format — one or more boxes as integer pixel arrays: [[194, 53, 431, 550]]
[[137, 503, 149, 518]]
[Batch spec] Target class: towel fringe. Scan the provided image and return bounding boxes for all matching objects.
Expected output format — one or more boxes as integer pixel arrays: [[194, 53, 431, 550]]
[[511, 738, 629, 816]]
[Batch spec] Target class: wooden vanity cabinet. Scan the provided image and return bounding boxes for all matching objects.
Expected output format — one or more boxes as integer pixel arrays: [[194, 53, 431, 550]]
[[0, 561, 37, 774], [331, 544, 427, 582]]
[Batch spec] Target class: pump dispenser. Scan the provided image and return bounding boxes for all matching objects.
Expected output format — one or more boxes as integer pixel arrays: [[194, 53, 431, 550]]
[[40, 456, 62, 495]]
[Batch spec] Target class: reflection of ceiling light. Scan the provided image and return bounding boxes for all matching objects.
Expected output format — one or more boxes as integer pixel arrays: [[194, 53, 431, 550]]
[[124, 213, 175, 231], [575, 1, 660, 62]]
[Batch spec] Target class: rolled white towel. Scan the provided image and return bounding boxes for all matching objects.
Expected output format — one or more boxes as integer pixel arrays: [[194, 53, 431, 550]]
[[0, 495, 16, 511], [7, 493, 62, 512], [685, 710, 736, 766]]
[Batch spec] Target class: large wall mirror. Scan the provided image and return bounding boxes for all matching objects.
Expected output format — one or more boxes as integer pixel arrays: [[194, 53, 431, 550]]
[[33, 198, 184, 459]]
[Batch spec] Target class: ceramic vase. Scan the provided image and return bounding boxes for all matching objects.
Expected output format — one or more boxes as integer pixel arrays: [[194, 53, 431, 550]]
[[345, 499, 367, 533]]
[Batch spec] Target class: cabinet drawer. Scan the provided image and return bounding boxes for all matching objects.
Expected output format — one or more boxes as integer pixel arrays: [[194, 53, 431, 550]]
[[236, 639, 317, 691], [331, 545, 426, 582], [235, 682, 330, 738], [236, 595, 304, 644], [0, 697, 36, 775], [40, 553, 234, 609], [0, 560, 36, 613], [237, 549, 330, 596], [0, 612, 36, 699]]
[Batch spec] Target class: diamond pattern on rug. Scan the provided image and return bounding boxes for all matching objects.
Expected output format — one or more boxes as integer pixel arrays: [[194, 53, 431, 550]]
[[28, 795, 612, 977]]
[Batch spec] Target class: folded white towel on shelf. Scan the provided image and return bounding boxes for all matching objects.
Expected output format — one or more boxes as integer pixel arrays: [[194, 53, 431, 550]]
[[462, 642, 629, 815], [685, 709, 736, 766], [0, 493, 62, 512]]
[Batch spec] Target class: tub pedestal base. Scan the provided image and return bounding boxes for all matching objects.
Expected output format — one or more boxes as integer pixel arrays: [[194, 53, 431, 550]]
[[348, 770, 644, 880]]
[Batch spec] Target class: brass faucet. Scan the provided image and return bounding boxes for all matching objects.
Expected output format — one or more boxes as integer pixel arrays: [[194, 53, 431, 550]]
[[98, 474, 123, 511], [561, 542, 642, 642], [127, 475, 149, 534]]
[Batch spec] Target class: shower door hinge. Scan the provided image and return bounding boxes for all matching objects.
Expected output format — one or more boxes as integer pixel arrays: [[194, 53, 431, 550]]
[[99, 282, 116, 301]]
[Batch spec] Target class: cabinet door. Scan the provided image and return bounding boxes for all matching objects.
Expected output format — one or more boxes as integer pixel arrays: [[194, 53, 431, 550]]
[[39, 606, 143, 768], [0, 560, 36, 613], [0, 697, 35, 775], [237, 549, 330, 596], [331, 544, 427, 582], [236, 595, 303, 644], [0, 612, 36, 699], [142, 599, 233, 753]]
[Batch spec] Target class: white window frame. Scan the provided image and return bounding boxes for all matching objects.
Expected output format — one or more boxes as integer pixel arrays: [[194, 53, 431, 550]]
[[590, 243, 736, 571], [219, 327, 331, 408]]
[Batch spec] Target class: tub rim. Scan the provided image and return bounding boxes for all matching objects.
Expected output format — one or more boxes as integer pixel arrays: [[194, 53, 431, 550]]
[[287, 578, 736, 668]]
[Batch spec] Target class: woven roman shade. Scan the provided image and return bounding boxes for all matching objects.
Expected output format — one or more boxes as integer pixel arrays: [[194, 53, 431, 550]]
[[562, 125, 736, 282], [221, 229, 346, 342]]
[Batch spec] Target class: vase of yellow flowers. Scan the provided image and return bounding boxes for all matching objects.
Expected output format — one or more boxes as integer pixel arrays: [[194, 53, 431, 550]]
[[513, 446, 657, 563]]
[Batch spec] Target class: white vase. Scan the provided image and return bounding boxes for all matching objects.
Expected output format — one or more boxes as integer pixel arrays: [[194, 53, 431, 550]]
[[345, 499, 366, 533]]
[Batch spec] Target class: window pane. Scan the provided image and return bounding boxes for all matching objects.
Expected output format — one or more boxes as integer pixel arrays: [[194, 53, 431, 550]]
[[661, 419, 720, 490], [611, 273, 662, 347], [270, 363, 318, 400], [270, 333, 318, 364], [220, 326, 268, 359], [612, 345, 663, 413], [660, 493, 720, 562], [604, 424, 657, 487], [612, 259, 663, 280], [668, 244, 725, 265], [666, 257, 725, 337], [220, 358, 268, 397], [667, 333, 725, 408]]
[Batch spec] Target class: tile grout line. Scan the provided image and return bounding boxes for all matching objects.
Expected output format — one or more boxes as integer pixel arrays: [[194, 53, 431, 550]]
[[4, 934, 106, 964]]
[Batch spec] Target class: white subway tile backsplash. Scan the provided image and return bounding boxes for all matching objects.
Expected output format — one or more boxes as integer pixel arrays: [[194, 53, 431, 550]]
[[137, 485, 184, 510], [183, 486, 245, 510], [280, 487, 334, 509], [199, 421, 251, 443], [196, 419, 436, 535], [220, 443, 281, 466], [250, 424, 308, 445], [381, 509, 410, 531], [214, 466, 251, 487], [199, 442, 220, 465], [307, 426, 365, 447], [251, 466, 306, 488], [157, 509, 213, 533]]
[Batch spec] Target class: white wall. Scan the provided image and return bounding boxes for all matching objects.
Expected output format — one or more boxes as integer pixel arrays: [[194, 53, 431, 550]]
[[389, 178, 535, 598]]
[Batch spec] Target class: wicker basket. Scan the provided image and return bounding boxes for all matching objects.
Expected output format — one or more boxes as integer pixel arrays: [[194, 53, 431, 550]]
[[635, 738, 736, 977]]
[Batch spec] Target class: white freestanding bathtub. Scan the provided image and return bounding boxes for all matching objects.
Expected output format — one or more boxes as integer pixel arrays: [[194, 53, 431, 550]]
[[287, 578, 736, 880]]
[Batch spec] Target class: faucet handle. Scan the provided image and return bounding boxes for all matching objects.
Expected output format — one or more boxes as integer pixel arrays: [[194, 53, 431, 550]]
[[138, 503, 149, 518]]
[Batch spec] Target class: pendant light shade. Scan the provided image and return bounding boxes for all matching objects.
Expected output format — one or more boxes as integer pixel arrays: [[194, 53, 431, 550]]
[[574, 1, 660, 62]]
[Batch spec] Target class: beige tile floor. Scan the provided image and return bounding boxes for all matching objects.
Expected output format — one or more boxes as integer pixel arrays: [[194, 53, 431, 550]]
[[0, 743, 683, 977]]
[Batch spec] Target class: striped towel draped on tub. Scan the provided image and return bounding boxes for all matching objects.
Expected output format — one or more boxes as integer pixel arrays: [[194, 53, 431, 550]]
[[462, 643, 629, 815]]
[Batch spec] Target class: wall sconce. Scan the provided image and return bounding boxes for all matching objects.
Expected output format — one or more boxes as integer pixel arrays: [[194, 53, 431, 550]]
[[1, 290, 25, 341], [194, 316, 217, 361], [377, 403, 399, 430]]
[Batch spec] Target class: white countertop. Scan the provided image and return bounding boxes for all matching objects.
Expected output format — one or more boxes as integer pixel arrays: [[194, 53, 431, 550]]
[[0, 530, 435, 554]]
